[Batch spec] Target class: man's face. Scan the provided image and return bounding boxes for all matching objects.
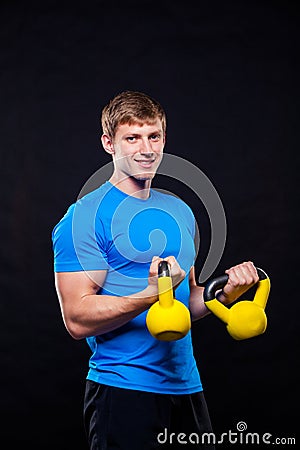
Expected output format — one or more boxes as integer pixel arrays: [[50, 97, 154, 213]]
[[104, 119, 165, 181]]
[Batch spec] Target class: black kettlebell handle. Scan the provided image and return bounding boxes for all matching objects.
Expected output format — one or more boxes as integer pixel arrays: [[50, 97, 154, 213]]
[[204, 267, 268, 302], [158, 261, 171, 278]]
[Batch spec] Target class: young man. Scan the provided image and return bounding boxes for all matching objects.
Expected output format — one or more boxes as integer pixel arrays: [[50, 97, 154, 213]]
[[52, 91, 259, 449]]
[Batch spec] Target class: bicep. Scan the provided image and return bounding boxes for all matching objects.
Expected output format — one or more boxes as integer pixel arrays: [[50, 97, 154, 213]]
[[189, 266, 197, 287], [55, 270, 107, 314], [188, 266, 207, 320]]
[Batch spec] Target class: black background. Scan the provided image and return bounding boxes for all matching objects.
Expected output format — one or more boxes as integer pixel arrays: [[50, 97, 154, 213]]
[[1, 1, 299, 448]]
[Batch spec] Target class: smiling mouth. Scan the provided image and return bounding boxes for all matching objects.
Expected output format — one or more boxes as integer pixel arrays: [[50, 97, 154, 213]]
[[134, 160, 156, 168]]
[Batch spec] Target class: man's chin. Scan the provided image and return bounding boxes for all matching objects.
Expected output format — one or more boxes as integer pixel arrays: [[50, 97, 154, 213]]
[[132, 171, 156, 181]]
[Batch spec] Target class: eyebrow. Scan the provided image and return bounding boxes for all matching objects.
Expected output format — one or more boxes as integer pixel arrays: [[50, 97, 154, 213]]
[[124, 129, 162, 137]]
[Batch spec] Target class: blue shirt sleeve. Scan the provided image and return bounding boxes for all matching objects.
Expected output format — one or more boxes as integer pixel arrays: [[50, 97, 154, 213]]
[[52, 201, 109, 272]]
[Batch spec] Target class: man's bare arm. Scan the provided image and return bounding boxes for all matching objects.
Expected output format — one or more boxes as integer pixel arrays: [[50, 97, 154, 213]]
[[189, 262, 259, 321], [188, 267, 209, 321], [55, 256, 186, 340], [55, 269, 158, 340]]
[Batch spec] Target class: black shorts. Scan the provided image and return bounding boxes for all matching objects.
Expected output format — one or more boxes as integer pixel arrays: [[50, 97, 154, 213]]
[[83, 380, 215, 450]]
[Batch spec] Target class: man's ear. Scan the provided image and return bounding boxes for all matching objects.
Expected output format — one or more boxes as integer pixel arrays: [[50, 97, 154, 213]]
[[101, 134, 115, 155]]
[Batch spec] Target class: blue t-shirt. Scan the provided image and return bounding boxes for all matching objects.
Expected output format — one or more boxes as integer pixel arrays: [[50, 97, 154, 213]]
[[52, 181, 202, 394]]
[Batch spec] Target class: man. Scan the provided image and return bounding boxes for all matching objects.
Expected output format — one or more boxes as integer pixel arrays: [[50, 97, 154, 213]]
[[52, 91, 259, 449]]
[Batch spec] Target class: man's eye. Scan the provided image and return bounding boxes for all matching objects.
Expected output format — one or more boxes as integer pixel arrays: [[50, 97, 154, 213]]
[[150, 134, 160, 141], [126, 136, 136, 142]]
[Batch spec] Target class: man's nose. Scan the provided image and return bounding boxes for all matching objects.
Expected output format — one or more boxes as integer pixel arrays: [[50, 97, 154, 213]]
[[140, 139, 153, 155]]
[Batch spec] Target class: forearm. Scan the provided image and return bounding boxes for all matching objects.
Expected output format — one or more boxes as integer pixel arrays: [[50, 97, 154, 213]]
[[189, 285, 211, 321], [62, 285, 158, 340], [189, 284, 236, 321]]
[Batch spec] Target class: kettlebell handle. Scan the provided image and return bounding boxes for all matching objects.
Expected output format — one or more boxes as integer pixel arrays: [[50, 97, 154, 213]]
[[158, 260, 171, 278], [146, 260, 191, 341], [204, 267, 269, 302]]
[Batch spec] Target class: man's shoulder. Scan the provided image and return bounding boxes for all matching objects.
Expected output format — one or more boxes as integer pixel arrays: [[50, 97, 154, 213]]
[[53, 182, 114, 231], [76, 181, 113, 206]]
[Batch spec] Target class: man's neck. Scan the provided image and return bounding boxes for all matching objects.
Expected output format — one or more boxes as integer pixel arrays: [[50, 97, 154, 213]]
[[109, 174, 152, 200]]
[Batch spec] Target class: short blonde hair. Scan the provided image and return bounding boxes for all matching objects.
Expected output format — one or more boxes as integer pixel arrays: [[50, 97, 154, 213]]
[[101, 90, 166, 139]]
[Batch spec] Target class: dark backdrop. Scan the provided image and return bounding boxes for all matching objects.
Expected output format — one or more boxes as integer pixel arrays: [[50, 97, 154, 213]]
[[1, 1, 299, 449]]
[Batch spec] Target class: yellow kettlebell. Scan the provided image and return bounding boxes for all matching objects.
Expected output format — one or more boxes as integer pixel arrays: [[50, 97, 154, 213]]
[[146, 261, 191, 341], [204, 267, 271, 340]]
